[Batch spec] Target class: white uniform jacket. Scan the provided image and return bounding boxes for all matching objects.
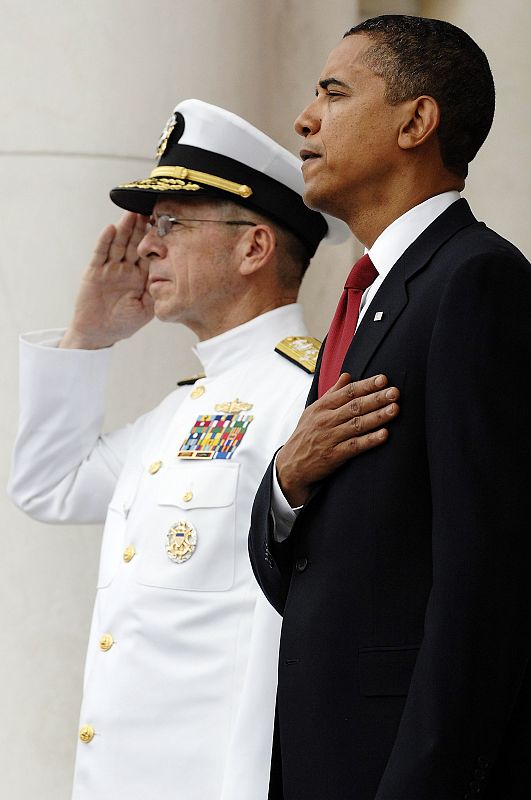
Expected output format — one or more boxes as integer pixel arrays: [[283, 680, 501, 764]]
[[8, 304, 312, 800]]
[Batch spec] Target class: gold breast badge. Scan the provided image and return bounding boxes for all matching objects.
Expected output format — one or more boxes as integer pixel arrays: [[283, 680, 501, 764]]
[[166, 521, 198, 564], [214, 398, 253, 413]]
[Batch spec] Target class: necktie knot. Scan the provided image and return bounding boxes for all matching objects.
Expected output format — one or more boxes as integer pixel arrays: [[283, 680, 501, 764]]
[[345, 253, 378, 291]]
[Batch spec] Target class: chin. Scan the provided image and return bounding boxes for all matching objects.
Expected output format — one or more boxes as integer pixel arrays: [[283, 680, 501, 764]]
[[153, 302, 178, 324], [303, 183, 325, 210], [303, 183, 347, 222]]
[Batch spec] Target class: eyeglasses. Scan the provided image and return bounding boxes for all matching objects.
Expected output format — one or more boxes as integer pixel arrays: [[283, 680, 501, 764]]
[[145, 214, 257, 238]]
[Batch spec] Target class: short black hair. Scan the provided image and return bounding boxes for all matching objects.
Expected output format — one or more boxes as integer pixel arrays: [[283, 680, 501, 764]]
[[345, 15, 495, 179]]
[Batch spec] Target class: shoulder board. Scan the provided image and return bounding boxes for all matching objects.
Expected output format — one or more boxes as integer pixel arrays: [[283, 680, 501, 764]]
[[176, 372, 206, 387], [274, 336, 321, 374]]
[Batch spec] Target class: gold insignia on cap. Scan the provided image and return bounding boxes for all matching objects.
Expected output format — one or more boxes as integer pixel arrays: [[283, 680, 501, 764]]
[[118, 176, 202, 193], [275, 336, 322, 374], [150, 166, 253, 198], [156, 111, 178, 159], [214, 398, 254, 413], [166, 521, 197, 563], [118, 166, 253, 198]]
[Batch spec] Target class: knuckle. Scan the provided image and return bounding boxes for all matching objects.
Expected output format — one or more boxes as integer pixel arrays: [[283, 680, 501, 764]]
[[351, 415, 363, 434], [349, 397, 363, 415], [348, 435, 363, 454]]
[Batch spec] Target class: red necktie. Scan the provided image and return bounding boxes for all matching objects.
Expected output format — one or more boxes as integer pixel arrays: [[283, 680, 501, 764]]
[[318, 254, 378, 397]]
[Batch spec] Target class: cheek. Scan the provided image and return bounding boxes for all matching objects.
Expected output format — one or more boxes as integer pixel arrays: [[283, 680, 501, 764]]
[[323, 114, 356, 165]]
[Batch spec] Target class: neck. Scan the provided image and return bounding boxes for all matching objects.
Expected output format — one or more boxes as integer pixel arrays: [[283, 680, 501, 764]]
[[345, 167, 463, 248]]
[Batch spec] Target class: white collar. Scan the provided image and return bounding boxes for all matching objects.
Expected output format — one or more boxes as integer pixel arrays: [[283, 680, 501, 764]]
[[193, 303, 307, 377], [367, 191, 461, 279]]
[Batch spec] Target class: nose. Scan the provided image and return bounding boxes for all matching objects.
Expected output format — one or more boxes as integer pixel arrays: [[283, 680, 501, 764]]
[[294, 99, 320, 138], [137, 224, 167, 260]]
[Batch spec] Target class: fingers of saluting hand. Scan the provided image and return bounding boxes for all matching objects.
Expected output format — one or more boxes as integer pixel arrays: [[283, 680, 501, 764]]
[[90, 224, 117, 269], [125, 213, 149, 264], [108, 212, 138, 263]]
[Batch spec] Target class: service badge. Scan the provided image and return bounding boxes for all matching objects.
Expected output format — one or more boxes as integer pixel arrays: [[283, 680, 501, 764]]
[[166, 520, 197, 563]]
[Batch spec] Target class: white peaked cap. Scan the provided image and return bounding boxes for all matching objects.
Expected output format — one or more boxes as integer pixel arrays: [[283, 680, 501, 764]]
[[111, 99, 350, 255]]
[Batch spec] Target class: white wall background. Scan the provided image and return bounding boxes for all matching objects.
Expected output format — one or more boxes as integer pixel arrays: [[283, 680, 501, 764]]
[[0, 1, 529, 798]]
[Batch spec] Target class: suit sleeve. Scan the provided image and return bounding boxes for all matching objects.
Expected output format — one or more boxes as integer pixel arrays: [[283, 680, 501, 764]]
[[7, 331, 132, 524], [376, 252, 531, 798], [249, 457, 297, 616]]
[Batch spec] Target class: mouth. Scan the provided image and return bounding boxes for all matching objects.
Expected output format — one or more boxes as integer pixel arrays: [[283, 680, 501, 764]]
[[148, 275, 170, 290], [300, 149, 321, 163]]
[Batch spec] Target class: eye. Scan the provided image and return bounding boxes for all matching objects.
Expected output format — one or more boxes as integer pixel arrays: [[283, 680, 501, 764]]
[[160, 216, 185, 235]]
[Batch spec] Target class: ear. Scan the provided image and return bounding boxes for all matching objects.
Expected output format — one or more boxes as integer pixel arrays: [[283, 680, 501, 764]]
[[398, 95, 440, 151], [238, 224, 277, 276]]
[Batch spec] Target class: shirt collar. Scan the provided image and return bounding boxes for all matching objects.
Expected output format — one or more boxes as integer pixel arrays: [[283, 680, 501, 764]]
[[193, 303, 307, 378], [367, 191, 461, 279]]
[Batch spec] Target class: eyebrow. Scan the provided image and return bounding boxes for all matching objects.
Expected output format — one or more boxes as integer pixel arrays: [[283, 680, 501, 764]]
[[317, 77, 351, 93]]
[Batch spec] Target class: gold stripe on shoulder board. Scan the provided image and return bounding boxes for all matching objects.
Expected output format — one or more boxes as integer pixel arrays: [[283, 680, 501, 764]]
[[275, 336, 322, 374]]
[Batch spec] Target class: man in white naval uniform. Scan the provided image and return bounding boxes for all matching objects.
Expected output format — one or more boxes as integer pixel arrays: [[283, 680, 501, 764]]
[[8, 100, 398, 800]]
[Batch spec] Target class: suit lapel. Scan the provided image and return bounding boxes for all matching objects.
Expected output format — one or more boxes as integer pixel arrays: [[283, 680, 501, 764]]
[[307, 199, 477, 398], [341, 199, 478, 380], [305, 339, 325, 406]]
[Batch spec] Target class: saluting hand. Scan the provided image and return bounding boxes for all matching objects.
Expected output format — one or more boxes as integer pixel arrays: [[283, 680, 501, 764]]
[[276, 373, 399, 507], [60, 212, 154, 349]]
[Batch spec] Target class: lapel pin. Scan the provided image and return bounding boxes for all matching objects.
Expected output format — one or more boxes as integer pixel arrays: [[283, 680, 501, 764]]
[[373, 311, 384, 321]]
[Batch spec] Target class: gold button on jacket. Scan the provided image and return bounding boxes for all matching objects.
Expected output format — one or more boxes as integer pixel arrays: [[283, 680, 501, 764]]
[[190, 385, 205, 399], [79, 725, 95, 743], [123, 545, 136, 562], [99, 634, 114, 651]]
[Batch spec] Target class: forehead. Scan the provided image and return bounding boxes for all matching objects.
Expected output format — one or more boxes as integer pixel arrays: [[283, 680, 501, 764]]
[[319, 33, 375, 82], [153, 196, 224, 216]]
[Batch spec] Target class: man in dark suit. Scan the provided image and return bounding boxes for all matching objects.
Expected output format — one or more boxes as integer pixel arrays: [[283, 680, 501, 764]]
[[249, 15, 531, 800]]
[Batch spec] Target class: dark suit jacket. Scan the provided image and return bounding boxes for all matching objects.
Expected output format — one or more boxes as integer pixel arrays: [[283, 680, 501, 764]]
[[249, 200, 531, 800]]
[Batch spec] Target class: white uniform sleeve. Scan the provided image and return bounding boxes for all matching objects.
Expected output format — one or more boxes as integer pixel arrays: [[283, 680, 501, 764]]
[[7, 330, 132, 524]]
